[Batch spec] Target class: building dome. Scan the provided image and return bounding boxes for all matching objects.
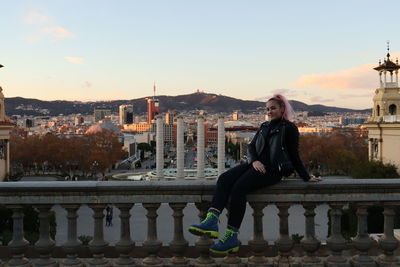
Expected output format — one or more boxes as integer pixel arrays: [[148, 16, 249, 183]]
[[85, 120, 121, 134]]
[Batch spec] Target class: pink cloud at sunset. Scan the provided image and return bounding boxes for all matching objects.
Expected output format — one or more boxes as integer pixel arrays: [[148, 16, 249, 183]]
[[24, 11, 49, 24], [293, 63, 377, 90], [64, 56, 84, 65], [43, 27, 74, 39]]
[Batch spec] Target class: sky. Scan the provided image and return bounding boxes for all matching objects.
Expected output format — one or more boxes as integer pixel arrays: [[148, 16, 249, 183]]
[[1, 0, 400, 109]]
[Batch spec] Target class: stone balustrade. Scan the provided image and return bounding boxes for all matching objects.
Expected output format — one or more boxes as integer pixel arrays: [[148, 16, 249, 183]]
[[1, 178, 400, 266]]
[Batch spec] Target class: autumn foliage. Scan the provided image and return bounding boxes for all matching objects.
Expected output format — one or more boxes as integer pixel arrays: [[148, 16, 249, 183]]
[[299, 130, 368, 176], [10, 130, 127, 177]]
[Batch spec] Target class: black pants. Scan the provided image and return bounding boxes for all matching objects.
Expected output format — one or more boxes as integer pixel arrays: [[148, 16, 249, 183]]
[[211, 163, 282, 229]]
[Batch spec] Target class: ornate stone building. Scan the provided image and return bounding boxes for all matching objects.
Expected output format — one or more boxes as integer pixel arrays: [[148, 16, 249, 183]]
[[364, 48, 400, 170], [0, 86, 14, 181]]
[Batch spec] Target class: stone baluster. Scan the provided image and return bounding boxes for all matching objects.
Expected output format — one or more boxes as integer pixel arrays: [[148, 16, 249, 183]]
[[168, 203, 189, 266], [87, 205, 110, 267], [142, 203, 163, 267], [34, 205, 57, 267], [221, 210, 242, 267], [61, 205, 83, 267], [194, 202, 216, 267], [247, 202, 269, 267], [7, 205, 31, 267], [301, 203, 322, 267], [378, 205, 399, 265], [351, 204, 376, 267], [274, 203, 294, 266], [326, 203, 349, 267], [115, 204, 135, 267]]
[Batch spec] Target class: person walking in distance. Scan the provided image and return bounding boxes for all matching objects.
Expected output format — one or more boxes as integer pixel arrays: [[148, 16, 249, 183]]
[[188, 94, 322, 254], [105, 206, 113, 227]]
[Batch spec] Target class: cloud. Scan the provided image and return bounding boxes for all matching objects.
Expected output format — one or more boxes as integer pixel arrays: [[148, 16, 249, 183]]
[[310, 96, 334, 103], [339, 93, 374, 99], [270, 88, 299, 97], [43, 27, 74, 39], [293, 63, 379, 90], [25, 11, 49, 24], [254, 88, 305, 101], [83, 81, 92, 88], [65, 56, 84, 65]]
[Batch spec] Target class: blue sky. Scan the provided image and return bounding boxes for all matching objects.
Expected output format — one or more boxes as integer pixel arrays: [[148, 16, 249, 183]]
[[1, 0, 399, 109]]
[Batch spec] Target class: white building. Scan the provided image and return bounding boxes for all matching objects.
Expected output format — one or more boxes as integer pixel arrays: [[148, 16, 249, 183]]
[[364, 48, 400, 170]]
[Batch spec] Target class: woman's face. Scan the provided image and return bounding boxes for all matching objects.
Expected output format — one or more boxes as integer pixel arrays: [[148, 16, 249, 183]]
[[266, 100, 284, 120]]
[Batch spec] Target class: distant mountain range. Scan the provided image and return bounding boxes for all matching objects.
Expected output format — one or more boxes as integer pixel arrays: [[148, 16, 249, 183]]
[[4, 92, 371, 117]]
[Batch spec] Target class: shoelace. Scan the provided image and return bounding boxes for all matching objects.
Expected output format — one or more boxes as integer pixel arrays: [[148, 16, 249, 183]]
[[220, 229, 237, 243], [201, 212, 218, 224]]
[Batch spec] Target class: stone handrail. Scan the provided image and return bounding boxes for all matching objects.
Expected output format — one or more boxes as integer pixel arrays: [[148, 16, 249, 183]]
[[1, 178, 400, 266]]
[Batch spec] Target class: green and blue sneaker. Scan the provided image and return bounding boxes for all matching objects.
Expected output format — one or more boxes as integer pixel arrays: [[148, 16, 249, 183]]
[[209, 227, 240, 254], [188, 210, 219, 239]]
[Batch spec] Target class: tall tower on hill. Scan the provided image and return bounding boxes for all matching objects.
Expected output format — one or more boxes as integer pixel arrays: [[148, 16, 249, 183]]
[[147, 83, 159, 123], [364, 45, 400, 170]]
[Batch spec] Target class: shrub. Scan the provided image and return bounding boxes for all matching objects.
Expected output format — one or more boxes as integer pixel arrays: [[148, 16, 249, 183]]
[[351, 160, 400, 178], [78, 235, 93, 245], [0, 206, 57, 245]]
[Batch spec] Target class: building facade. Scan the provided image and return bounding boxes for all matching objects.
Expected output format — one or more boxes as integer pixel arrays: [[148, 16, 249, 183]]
[[364, 49, 400, 170], [119, 104, 133, 125], [94, 108, 111, 122], [0, 87, 14, 181]]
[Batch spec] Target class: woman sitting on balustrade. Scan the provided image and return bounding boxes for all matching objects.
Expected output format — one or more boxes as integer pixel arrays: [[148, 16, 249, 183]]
[[188, 94, 322, 254]]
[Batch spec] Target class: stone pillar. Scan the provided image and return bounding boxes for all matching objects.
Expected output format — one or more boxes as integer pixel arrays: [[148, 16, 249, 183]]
[[217, 115, 225, 176], [384, 71, 387, 86], [326, 203, 349, 267], [196, 115, 205, 179], [34, 205, 57, 267], [7, 205, 31, 267], [274, 203, 294, 266], [61, 205, 83, 267], [194, 202, 216, 267], [168, 203, 189, 266], [142, 203, 163, 267], [301, 203, 322, 267], [351, 204, 375, 267], [247, 202, 270, 267], [115, 204, 135, 267], [378, 205, 399, 265], [156, 115, 164, 179], [87, 205, 109, 267], [176, 115, 184, 180]]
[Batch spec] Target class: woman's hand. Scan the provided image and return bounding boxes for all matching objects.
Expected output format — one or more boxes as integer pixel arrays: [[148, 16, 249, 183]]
[[252, 160, 266, 174], [308, 175, 322, 182]]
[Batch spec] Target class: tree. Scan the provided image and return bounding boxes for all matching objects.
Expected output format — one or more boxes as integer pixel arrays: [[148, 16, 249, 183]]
[[9, 130, 127, 177]]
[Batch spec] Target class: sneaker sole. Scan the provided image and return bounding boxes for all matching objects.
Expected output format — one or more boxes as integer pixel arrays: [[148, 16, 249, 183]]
[[188, 226, 219, 239], [209, 246, 239, 254]]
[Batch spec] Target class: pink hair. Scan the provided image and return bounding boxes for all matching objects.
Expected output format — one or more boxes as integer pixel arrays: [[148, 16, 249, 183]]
[[267, 94, 294, 121]]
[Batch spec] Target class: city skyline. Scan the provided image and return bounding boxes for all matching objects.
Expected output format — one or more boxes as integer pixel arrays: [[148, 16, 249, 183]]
[[1, 0, 400, 109]]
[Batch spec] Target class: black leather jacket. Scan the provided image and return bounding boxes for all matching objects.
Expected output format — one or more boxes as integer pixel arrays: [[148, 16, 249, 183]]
[[247, 119, 310, 181]]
